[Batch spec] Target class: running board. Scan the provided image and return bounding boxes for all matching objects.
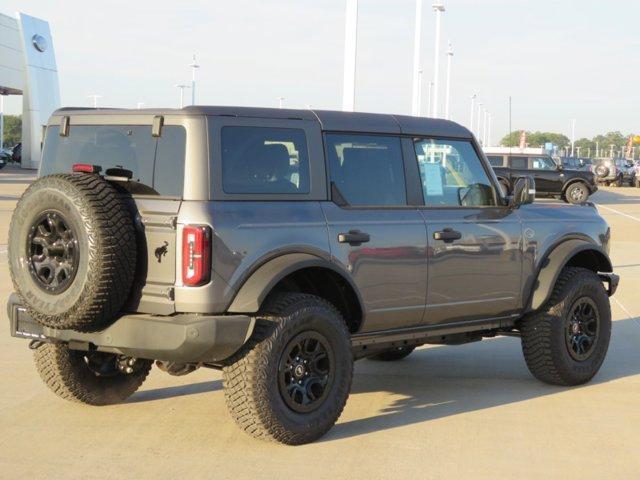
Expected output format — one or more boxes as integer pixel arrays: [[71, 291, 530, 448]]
[[351, 316, 517, 350]]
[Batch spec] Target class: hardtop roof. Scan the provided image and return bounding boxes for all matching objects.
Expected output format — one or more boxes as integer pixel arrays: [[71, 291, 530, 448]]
[[52, 105, 473, 139]]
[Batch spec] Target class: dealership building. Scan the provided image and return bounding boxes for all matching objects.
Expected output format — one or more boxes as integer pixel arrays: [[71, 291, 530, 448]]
[[0, 12, 60, 169]]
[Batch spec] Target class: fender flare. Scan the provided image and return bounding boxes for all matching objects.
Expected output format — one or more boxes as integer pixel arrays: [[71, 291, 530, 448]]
[[562, 177, 593, 194], [527, 239, 613, 312], [227, 253, 364, 314]]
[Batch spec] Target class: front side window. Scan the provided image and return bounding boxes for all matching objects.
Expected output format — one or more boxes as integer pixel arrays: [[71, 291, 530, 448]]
[[326, 134, 406, 206], [531, 156, 557, 170], [221, 126, 310, 194], [414, 139, 496, 207]]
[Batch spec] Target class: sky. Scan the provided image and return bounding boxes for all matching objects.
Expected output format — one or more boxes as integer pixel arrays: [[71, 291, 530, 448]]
[[2, 0, 638, 141]]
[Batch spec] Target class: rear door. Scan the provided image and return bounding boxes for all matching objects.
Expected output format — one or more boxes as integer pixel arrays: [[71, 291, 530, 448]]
[[322, 133, 428, 332], [411, 138, 523, 324]]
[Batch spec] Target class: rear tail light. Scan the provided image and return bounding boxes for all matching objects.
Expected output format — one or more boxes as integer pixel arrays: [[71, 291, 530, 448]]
[[72, 163, 102, 174], [182, 225, 211, 287]]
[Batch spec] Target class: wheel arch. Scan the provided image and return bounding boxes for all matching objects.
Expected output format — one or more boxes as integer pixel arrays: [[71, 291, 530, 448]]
[[527, 239, 613, 312], [227, 253, 364, 333]]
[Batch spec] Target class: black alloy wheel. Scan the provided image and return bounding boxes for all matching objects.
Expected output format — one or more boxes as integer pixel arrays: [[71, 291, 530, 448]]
[[27, 211, 79, 294], [565, 297, 600, 361], [278, 331, 335, 413]]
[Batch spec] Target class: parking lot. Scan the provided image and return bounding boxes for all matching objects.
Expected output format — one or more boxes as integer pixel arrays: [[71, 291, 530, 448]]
[[0, 165, 638, 479]]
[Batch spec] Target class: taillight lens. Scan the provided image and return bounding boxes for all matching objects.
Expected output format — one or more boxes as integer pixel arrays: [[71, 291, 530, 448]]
[[182, 225, 211, 286]]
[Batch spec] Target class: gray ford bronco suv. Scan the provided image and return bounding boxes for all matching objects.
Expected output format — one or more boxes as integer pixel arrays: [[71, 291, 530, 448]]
[[7, 106, 619, 445]]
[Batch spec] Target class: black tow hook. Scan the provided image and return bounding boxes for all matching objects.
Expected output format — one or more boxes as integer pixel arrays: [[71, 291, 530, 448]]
[[28, 340, 45, 350]]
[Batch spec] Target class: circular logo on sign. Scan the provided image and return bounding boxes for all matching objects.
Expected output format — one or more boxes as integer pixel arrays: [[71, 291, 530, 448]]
[[32, 34, 48, 52]]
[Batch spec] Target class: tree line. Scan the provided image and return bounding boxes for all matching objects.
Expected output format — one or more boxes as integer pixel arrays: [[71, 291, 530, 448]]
[[499, 130, 635, 157], [1, 115, 22, 147]]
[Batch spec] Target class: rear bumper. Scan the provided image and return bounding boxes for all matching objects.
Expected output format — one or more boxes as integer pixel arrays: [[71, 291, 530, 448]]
[[7, 293, 254, 363]]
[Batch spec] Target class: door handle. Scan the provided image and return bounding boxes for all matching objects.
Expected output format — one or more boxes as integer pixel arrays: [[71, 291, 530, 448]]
[[338, 230, 370, 246], [433, 228, 462, 243]]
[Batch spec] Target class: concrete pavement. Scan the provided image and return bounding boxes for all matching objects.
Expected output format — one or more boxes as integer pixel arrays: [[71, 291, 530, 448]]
[[0, 168, 638, 479]]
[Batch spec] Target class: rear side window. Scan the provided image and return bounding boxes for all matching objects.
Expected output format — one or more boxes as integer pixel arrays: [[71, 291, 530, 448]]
[[509, 156, 527, 169], [326, 134, 406, 206], [486, 155, 504, 167], [41, 124, 186, 196], [221, 126, 310, 194]]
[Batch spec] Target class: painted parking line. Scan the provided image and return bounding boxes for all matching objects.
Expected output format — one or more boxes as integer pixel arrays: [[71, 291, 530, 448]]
[[596, 204, 640, 223], [613, 297, 640, 329]]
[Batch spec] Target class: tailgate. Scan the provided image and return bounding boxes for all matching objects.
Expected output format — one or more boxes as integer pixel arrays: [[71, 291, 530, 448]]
[[125, 197, 181, 315]]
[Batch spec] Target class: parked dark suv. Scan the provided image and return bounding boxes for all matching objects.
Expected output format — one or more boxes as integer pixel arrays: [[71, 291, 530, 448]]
[[487, 152, 597, 204], [7, 107, 618, 444]]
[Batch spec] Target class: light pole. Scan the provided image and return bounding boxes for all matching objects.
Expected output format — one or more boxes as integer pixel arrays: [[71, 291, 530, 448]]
[[427, 81, 434, 118], [411, 0, 423, 116], [342, 0, 358, 112], [189, 54, 199, 106], [482, 108, 488, 146], [87, 94, 102, 108], [278, 96, 285, 109], [432, 0, 444, 118], [570, 118, 576, 157], [444, 42, 453, 120], [417, 69, 424, 115], [476, 102, 482, 138], [431, 0, 445, 117], [469, 94, 476, 130], [487, 113, 492, 147], [175, 84, 190, 108]]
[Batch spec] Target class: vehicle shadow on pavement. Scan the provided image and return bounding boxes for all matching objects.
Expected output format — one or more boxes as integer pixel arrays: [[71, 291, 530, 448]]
[[592, 188, 640, 205], [128, 380, 222, 403], [325, 317, 640, 442]]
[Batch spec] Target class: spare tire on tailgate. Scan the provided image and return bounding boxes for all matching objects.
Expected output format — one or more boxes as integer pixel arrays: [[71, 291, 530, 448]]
[[8, 173, 137, 332]]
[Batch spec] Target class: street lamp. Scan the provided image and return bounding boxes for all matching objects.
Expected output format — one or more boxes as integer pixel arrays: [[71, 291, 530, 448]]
[[431, 0, 445, 117], [411, 0, 423, 116], [342, 0, 358, 112], [87, 94, 102, 108], [189, 54, 199, 106], [469, 94, 476, 130], [444, 42, 453, 120], [175, 84, 190, 108]]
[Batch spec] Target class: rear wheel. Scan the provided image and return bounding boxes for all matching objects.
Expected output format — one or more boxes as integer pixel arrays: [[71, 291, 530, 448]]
[[519, 267, 611, 386], [564, 182, 589, 204], [223, 293, 353, 445], [368, 346, 416, 361], [34, 343, 152, 405]]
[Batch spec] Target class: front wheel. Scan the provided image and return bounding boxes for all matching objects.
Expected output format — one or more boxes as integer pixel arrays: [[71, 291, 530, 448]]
[[519, 267, 611, 386], [564, 182, 589, 204], [34, 343, 152, 405], [223, 293, 353, 445]]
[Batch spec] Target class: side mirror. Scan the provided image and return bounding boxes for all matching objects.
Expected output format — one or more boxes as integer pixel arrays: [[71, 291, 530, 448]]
[[510, 176, 535, 208]]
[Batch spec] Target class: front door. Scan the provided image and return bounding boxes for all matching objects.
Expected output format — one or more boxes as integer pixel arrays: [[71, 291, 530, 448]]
[[530, 155, 564, 194], [322, 133, 428, 332], [412, 138, 523, 324]]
